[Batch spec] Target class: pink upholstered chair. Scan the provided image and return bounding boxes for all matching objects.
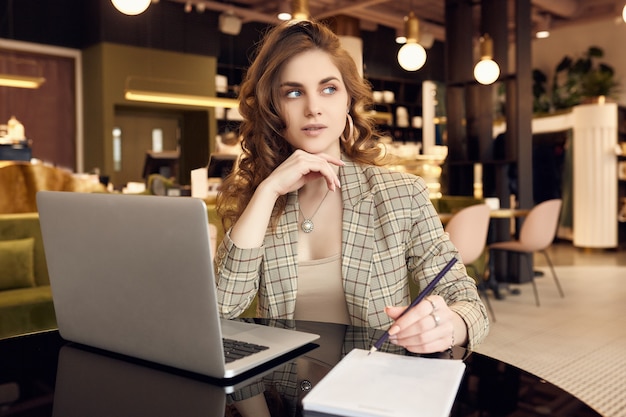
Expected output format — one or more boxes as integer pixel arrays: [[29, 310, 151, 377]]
[[489, 199, 564, 306], [444, 203, 495, 321]]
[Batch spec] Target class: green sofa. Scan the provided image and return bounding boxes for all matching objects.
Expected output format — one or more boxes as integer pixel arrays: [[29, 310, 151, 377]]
[[0, 213, 56, 339], [0, 203, 226, 339]]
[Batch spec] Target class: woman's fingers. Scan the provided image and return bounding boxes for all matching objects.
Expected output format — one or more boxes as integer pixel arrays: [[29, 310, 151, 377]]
[[384, 296, 454, 353], [268, 150, 343, 195]]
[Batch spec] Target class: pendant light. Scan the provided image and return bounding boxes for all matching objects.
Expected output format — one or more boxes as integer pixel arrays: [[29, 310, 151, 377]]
[[535, 14, 551, 39], [397, 11, 427, 71], [291, 0, 309, 21], [473, 34, 500, 85], [111, 0, 151, 16], [277, 0, 292, 21]]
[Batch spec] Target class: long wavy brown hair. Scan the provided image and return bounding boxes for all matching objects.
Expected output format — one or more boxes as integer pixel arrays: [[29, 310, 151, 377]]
[[217, 19, 382, 230]]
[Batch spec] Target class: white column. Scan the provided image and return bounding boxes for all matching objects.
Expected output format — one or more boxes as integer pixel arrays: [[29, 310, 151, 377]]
[[422, 80, 436, 153], [572, 102, 618, 248], [339, 36, 363, 78]]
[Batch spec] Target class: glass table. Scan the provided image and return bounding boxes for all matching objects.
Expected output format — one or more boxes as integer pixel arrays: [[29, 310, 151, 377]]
[[0, 320, 601, 417]]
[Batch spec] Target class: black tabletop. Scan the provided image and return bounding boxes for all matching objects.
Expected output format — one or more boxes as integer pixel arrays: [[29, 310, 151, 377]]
[[0, 320, 601, 417]]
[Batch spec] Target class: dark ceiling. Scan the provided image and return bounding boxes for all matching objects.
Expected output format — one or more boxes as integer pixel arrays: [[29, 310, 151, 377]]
[[165, 0, 623, 42]]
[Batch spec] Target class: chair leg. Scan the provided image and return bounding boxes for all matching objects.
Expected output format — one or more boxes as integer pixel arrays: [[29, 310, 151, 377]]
[[540, 250, 565, 298], [526, 254, 540, 306], [468, 265, 496, 323], [480, 287, 497, 323], [486, 249, 505, 300]]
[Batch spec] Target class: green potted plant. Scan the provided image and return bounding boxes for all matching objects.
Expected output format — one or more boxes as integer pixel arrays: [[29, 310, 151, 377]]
[[551, 46, 620, 108], [532, 68, 551, 114]]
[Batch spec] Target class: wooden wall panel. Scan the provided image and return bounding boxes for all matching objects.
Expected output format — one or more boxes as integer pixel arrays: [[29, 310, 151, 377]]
[[0, 50, 76, 169]]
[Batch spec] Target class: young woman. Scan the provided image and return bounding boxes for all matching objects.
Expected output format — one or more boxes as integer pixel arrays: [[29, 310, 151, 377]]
[[215, 19, 489, 353]]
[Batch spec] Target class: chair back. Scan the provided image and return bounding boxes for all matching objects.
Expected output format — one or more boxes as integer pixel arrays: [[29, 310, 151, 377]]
[[445, 204, 491, 264], [519, 199, 562, 251]]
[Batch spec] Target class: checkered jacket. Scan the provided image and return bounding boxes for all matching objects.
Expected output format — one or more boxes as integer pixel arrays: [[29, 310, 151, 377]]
[[215, 159, 489, 349]]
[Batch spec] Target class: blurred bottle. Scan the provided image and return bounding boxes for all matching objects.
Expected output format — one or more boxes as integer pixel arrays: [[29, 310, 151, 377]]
[[7, 116, 25, 141]]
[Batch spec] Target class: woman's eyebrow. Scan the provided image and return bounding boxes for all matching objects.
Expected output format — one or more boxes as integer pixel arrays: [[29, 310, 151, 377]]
[[280, 81, 303, 88], [280, 76, 340, 88], [320, 76, 340, 84]]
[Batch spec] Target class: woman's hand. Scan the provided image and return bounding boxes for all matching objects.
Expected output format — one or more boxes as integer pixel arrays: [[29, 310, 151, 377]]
[[229, 150, 343, 249], [263, 149, 344, 198], [384, 295, 467, 354]]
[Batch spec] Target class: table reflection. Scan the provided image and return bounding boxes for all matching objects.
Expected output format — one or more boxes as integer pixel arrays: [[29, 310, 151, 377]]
[[0, 322, 601, 417]]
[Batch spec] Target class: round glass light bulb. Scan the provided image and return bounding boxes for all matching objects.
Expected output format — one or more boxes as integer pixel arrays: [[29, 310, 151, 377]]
[[111, 0, 151, 15], [397, 42, 427, 71], [277, 12, 292, 21], [536, 30, 550, 39], [623, 5, 626, 23], [473, 58, 500, 85]]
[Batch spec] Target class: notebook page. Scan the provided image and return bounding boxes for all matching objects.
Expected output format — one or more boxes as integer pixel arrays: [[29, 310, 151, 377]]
[[302, 348, 466, 417]]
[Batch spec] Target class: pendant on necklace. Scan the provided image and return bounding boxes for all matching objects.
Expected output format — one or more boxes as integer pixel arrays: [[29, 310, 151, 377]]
[[301, 219, 314, 233], [299, 188, 330, 234]]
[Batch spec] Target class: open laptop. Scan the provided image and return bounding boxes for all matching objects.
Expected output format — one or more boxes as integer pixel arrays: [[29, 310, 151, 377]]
[[36, 191, 319, 379]]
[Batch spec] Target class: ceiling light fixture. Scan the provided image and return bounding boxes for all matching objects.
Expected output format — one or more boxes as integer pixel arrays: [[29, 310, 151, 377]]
[[277, 0, 292, 21], [125, 90, 239, 108], [0, 73, 46, 89], [535, 29, 550, 39], [124, 77, 239, 109], [397, 11, 427, 71], [219, 11, 242, 35], [0, 57, 46, 89], [535, 14, 551, 39], [110, 0, 151, 15], [291, 0, 309, 21], [395, 28, 406, 44], [473, 34, 500, 85]]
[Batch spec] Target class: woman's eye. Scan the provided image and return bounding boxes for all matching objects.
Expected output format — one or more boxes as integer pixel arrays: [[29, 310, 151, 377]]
[[322, 86, 337, 95], [285, 89, 302, 98]]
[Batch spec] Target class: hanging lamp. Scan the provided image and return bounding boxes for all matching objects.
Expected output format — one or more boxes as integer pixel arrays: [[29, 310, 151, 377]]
[[397, 11, 426, 71], [473, 34, 500, 85], [111, 0, 151, 16], [291, 0, 309, 21], [277, 0, 292, 21]]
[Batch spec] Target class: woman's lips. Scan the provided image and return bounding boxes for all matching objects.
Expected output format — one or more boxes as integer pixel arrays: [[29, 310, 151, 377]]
[[302, 124, 326, 136]]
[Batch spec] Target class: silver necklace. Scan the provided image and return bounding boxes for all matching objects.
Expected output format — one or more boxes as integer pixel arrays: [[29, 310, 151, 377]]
[[298, 189, 330, 233]]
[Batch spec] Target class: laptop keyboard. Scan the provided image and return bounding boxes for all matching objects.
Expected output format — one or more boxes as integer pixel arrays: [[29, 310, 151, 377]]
[[223, 338, 269, 363]]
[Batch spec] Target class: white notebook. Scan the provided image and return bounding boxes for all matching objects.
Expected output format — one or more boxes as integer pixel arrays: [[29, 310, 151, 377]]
[[302, 348, 466, 417]]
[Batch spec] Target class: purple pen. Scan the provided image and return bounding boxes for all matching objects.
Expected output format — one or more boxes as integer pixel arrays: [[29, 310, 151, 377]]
[[368, 257, 458, 354]]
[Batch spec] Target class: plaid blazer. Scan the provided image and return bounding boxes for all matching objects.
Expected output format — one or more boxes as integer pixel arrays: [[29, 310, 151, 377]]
[[215, 160, 489, 349]]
